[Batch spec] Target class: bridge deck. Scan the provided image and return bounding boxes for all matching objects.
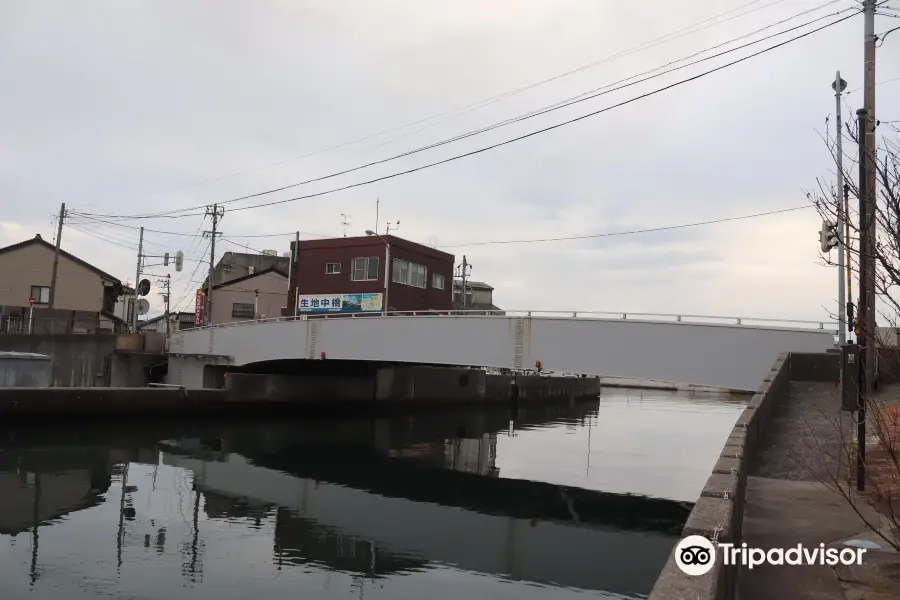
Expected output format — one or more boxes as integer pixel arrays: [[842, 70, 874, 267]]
[[167, 311, 837, 392]]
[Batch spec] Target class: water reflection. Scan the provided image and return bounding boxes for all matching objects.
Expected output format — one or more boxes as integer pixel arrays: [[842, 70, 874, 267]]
[[0, 389, 744, 599]]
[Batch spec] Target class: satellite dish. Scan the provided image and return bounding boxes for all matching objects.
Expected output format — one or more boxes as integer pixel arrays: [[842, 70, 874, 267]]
[[138, 278, 151, 297], [136, 299, 150, 316]]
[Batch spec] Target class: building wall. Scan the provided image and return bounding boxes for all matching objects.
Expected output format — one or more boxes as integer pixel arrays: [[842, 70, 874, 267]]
[[453, 284, 494, 307], [210, 271, 288, 324], [0, 243, 106, 312], [290, 236, 454, 313], [208, 252, 290, 289]]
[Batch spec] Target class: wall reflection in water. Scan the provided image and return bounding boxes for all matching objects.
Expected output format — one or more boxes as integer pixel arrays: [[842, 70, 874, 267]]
[[0, 392, 741, 600]]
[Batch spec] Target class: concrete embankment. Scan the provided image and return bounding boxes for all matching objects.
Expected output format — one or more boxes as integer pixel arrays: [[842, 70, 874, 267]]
[[0, 333, 166, 387], [0, 367, 601, 419], [647, 352, 839, 600]]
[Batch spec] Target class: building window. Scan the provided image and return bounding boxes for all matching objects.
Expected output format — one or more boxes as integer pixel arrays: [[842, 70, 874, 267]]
[[352, 257, 379, 281], [392, 259, 409, 284], [325, 262, 341, 275], [432, 273, 445, 290], [231, 303, 255, 319], [410, 263, 426, 288], [30, 286, 50, 304], [392, 259, 427, 288]]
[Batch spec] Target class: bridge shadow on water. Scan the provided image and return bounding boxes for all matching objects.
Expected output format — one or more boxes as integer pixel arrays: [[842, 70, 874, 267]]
[[0, 399, 705, 599]]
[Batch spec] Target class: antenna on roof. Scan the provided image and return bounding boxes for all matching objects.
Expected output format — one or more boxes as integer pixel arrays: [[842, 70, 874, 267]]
[[385, 220, 400, 235], [340, 214, 352, 238]]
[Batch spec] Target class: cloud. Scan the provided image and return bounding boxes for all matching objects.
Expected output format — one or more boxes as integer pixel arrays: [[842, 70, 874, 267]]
[[1, 0, 897, 323]]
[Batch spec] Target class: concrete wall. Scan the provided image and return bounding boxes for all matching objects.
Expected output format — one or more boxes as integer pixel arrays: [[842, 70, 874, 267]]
[[210, 271, 288, 324], [0, 241, 107, 312], [168, 316, 836, 391], [0, 333, 165, 387], [647, 352, 836, 600], [0, 354, 51, 387]]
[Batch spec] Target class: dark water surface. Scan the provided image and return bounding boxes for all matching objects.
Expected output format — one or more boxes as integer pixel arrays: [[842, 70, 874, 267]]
[[0, 388, 744, 599]]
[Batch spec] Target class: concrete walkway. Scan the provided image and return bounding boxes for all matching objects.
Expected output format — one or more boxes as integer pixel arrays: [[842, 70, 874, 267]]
[[739, 382, 900, 600]]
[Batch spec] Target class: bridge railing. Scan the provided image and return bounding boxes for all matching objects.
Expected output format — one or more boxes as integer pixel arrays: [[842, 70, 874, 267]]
[[178, 309, 839, 334]]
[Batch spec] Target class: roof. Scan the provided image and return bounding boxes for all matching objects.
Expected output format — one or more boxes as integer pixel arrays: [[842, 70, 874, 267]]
[[211, 266, 288, 290], [0, 234, 122, 285], [140, 312, 195, 327], [453, 280, 494, 291], [295, 234, 454, 263]]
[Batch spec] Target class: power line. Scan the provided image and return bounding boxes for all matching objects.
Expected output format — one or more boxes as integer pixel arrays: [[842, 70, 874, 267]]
[[77, 4, 855, 221], [439, 205, 815, 248], [71, 0, 785, 209], [197, 13, 862, 216], [74, 10, 857, 222], [68, 212, 329, 239]]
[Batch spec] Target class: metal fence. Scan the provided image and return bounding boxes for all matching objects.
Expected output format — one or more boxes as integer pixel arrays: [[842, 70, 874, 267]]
[[0, 316, 97, 335]]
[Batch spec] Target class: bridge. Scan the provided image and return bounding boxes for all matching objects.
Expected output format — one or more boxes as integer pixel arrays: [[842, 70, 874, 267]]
[[165, 310, 837, 392]]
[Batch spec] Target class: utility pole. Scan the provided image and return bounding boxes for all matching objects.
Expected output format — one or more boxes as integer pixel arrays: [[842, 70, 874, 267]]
[[834, 71, 847, 345], [203, 204, 224, 326], [132, 227, 144, 333], [458, 255, 471, 310], [48, 202, 66, 309], [856, 107, 869, 492], [862, 0, 877, 394], [844, 183, 853, 336], [158, 274, 171, 345]]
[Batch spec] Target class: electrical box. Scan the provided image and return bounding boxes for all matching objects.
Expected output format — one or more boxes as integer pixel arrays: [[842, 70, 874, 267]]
[[841, 343, 860, 412]]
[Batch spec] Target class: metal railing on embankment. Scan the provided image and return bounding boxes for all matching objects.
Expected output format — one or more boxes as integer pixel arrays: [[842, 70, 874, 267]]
[[179, 309, 838, 334]]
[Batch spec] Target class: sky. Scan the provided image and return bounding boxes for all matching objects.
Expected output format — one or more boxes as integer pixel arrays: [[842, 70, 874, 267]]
[[1, 0, 899, 323]]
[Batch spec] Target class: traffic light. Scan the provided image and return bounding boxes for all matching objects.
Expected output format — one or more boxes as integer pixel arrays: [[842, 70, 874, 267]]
[[819, 221, 839, 253], [175, 250, 184, 272], [163, 252, 169, 266]]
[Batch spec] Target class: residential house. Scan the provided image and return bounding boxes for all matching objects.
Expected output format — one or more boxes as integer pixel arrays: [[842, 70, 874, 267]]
[[285, 234, 454, 314], [138, 312, 197, 335], [452, 280, 502, 313], [201, 250, 290, 292], [0, 234, 126, 333], [207, 266, 289, 324]]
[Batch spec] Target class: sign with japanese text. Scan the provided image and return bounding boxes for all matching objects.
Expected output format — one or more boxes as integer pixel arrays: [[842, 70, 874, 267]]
[[297, 293, 383, 313], [194, 289, 203, 326]]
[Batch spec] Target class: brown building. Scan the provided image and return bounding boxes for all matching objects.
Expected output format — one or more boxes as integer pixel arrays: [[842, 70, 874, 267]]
[[286, 235, 454, 314], [209, 266, 288, 324], [0, 234, 125, 333]]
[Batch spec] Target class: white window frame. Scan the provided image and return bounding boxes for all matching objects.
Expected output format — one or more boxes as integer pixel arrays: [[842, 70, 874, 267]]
[[432, 273, 445, 290], [325, 262, 341, 275], [392, 259, 427, 288], [351, 256, 380, 281], [30, 285, 50, 304], [392, 259, 409, 284], [410, 263, 427, 289]]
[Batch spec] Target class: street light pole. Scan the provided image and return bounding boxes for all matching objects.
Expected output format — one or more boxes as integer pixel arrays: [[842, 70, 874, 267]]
[[833, 71, 848, 345], [365, 230, 390, 313]]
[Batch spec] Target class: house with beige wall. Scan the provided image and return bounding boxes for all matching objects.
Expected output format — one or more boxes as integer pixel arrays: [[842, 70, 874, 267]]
[[207, 266, 288, 324], [0, 234, 126, 333]]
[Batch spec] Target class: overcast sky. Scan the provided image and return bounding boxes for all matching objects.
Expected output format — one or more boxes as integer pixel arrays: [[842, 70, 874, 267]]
[[2, 0, 899, 322]]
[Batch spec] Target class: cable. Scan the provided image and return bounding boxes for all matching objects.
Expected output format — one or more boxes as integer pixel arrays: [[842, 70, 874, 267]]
[[172, 238, 212, 311], [68, 212, 331, 239], [213, 13, 862, 216], [845, 74, 900, 93], [77, 8, 859, 220], [72, 0, 786, 210], [67, 224, 139, 251], [438, 205, 815, 248]]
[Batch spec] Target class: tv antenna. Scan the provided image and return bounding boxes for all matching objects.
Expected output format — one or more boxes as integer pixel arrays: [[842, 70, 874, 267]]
[[340, 214, 352, 237]]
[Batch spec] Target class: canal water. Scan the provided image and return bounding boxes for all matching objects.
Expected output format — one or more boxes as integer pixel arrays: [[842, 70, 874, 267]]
[[0, 388, 744, 599]]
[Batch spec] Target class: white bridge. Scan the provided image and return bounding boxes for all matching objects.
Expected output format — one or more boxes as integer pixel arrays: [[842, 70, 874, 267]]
[[166, 310, 837, 392]]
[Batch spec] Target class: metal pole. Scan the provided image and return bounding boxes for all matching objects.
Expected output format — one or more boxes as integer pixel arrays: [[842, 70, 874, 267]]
[[863, 0, 877, 393], [384, 242, 390, 313], [204, 204, 222, 325], [856, 107, 868, 492], [132, 226, 144, 333], [28, 304, 33, 335], [254, 289, 259, 319], [461, 255, 468, 310], [835, 71, 847, 345], [48, 202, 65, 309], [845, 183, 853, 331]]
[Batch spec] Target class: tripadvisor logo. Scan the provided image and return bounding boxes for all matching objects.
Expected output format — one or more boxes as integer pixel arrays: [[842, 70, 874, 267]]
[[674, 535, 867, 576]]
